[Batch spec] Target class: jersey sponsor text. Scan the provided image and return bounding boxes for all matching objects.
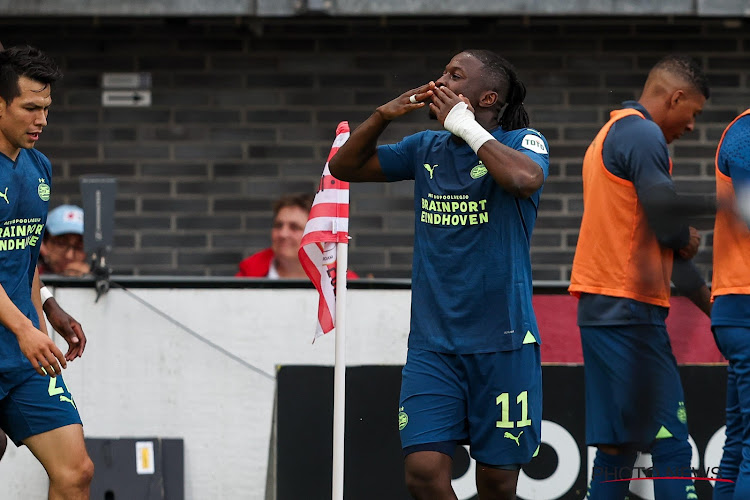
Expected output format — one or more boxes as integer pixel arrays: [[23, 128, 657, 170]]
[[0, 219, 44, 251], [420, 195, 489, 226]]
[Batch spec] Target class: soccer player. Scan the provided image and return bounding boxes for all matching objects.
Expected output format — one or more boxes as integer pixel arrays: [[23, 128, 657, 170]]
[[0, 45, 93, 497], [711, 109, 750, 500], [0, 287, 87, 461], [568, 55, 713, 500], [329, 49, 549, 500]]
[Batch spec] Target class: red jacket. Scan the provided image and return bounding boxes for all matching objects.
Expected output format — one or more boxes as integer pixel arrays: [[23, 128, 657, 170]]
[[236, 248, 359, 279], [236, 248, 275, 277]]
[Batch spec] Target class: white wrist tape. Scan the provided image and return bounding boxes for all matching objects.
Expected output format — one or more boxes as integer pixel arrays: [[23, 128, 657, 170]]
[[443, 101, 496, 153], [40, 286, 53, 304]]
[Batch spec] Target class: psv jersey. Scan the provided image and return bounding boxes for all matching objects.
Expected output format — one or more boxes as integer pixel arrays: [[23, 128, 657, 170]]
[[378, 126, 549, 354], [0, 149, 51, 370]]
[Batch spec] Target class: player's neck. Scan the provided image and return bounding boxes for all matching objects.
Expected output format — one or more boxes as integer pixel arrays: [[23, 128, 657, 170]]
[[636, 97, 668, 136], [0, 137, 20, 162], [474, 111, 497, 131]]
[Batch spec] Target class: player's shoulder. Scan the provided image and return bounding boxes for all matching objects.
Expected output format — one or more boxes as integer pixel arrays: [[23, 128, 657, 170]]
[[721, 115, 750, 158], [22, 148, 53, 171], [727, 114, 750, 136], [499, 127, 549, 156], [614, 113, 661, 134], [609, 114, 664, 150], [23, 148, 51, 163], [499, 126, 545, 139]]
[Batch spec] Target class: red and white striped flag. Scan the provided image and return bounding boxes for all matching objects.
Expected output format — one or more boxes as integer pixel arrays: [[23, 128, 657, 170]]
[[299, 121, 351, 340]]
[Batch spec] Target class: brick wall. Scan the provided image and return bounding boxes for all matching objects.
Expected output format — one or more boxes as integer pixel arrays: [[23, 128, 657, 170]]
[[1, 16, 746, 278]]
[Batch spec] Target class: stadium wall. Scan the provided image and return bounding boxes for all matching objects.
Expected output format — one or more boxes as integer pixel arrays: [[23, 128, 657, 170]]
[[0, 16, 744, 278], [0, 285, 723, 499]]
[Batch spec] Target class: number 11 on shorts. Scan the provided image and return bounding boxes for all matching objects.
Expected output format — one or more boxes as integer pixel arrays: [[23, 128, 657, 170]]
[[496, 391, 532, 429]]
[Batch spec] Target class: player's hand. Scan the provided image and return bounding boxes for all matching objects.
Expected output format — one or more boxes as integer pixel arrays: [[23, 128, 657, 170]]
[[678, 226, 701, 260], [44, 298, 87, 361], [16, 324, 67, 377], [429, 85, 474, 126], [375, 82, 435, 121]]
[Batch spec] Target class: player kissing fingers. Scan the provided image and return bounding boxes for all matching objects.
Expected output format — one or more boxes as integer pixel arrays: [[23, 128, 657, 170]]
[[378, 83, 435, 121], [431, 86, 473, 112], [403, 82, 435, 106]]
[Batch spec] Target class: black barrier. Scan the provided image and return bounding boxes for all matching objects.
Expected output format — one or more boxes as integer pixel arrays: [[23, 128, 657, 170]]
[[277, 365, 727, 500], [85, 437, 184, 500]]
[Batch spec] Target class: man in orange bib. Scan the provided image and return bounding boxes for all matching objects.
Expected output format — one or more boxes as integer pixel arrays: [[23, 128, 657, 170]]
[[569, 55, 714, 500], [711, 109, 750, 499]]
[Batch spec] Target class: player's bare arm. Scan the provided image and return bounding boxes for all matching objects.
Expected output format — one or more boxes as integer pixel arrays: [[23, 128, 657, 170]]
[[430, 85, 543, 198], [43, 295, 87, 362], [686, 284, 712, 317], [329, 83, 434, 183], [672, 257, 712, 317], [30, 269, 48, 337]]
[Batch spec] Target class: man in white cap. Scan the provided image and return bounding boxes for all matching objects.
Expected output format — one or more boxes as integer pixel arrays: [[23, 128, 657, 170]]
[[39, 204, 91, 277]]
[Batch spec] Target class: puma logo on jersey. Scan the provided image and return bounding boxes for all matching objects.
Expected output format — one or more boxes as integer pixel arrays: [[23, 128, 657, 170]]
[[60, 395, 77, 410], [0, 188, 8, 204], [504, 430, 523, 446], [423, 164, 438, 179]]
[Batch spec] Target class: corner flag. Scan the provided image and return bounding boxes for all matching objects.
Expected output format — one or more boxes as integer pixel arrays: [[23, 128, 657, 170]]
[[298, 121, 351, 340]]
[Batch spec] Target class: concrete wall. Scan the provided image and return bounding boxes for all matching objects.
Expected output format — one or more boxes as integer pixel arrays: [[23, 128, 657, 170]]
[[0, 282, 724, 498], [0, 286, 411, 499], [0, 16, 746, 279]]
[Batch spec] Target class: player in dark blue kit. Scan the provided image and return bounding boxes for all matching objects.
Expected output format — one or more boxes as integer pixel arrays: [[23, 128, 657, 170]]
[[330, 49, 549, 500], [0, 45, 93, 499], [712, 110, 750, 499], [569, 56, 713, 500]]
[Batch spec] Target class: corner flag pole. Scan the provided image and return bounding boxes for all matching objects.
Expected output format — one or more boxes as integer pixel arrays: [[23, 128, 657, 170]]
[[298, 120, 351, 499], [332, 241, 348, 500]]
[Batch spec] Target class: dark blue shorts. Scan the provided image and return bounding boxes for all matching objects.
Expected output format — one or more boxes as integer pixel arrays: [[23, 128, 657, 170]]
[[398, 344, 542, 466], [0, 367, 82, 446], [580, 324, 688, 449]]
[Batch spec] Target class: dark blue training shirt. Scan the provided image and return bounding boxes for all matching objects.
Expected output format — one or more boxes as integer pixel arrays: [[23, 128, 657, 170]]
[[0, 149, 51, 370], [578, 101, 703, 326], [378, 126, 549, 354]]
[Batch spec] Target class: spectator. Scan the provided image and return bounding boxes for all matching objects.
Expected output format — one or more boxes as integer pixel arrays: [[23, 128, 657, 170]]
[[38, 204, 90, 277], [237, 193, 358, 279]]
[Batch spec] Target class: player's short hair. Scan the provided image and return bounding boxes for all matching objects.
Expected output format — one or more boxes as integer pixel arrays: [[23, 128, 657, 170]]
[[652, 54, 710, 99], [0, 45, 62, 104], [273, 193, 314, 217], [462, 49, 529, 131]]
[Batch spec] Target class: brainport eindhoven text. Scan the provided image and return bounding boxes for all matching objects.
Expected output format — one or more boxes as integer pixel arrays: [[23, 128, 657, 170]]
[[420, 195, 489, 226]]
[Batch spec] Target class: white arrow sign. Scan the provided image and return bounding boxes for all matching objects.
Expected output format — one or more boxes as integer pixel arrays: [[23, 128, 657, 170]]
[[101, 90, 152, 107]]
